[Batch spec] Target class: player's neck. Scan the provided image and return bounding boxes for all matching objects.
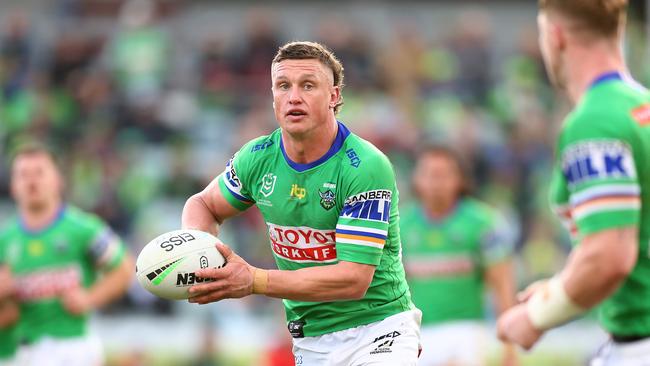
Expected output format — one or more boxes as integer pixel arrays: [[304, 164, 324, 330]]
[[424, 199, 457, 221], [566, 42, 626, 104], [282, 118, 338, 164], [20, 200, 63, 231]]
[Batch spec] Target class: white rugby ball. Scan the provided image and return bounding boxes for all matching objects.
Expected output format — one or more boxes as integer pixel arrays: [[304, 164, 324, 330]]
[[136, 229, 226, 300]]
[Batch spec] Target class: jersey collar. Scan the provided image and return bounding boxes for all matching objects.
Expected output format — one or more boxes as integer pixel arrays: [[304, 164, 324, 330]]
[[280, 121, 351, 172], [589, 71, 623, 89], [589, 70, 647, 93], [19, 204, 67, 235]]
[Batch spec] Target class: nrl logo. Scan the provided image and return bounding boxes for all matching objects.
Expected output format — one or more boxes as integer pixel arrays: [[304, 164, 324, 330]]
[[260, 173, 277, 197], [319, 189, 336, 210]]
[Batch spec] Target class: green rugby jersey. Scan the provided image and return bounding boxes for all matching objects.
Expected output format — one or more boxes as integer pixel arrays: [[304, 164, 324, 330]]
[[400, 198, 513, 325], [0, 266, 17, 360], [0, 328, 15, 360], [549, 72, 650, 336], [0, 205, 126, 344], [218, 122, 414, 337]]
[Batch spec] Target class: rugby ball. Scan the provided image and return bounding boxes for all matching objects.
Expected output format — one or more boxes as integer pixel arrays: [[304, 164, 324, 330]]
[[136, 229, 226, 300]]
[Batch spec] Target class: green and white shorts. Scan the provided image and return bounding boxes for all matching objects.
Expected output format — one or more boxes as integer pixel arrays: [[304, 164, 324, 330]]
[[292, 309, 422, 366]]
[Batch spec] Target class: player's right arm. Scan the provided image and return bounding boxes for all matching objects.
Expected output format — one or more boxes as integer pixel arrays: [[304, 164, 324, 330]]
[[498, 112, 642, 349], [0, 266, 19, 328], [182, 176, 243, 236], [0, 299, 19, 328], [184, 179, 378, 303], [183, 153, 255, 235]]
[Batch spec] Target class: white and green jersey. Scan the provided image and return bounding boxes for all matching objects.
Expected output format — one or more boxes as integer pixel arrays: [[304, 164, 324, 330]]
[[0, 205, 126, 345], [400, 198, 513, 325], [217, 122, 414, 337], [549, 72, 650, 336]]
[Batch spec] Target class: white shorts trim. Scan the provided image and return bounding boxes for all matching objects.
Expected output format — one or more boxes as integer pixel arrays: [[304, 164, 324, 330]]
[[418, 321, 488, 366], [292, 309, 422, 366], [591, 337, 650, 366], [16, 334, 104, 366]]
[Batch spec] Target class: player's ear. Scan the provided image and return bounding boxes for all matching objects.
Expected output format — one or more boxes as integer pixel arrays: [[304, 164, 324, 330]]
[[329, 86, 340, 109], [550, 20, 566, 53]]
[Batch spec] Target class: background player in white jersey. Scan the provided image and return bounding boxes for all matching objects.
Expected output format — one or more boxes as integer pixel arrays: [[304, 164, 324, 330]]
[[182, 41, 421, 365], [401, 146, 518, 366], [498, 1, 650, 365], [0, 145, 134, 366]]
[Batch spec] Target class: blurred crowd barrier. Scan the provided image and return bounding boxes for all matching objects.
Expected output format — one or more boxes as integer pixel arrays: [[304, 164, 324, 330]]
[[0, 0, 647, 365]]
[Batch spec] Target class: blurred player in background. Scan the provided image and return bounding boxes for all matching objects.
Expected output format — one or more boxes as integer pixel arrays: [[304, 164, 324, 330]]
[[0, 144, 134, 366], [182, 41, 421, 365], [0, 266, 19, 365], [498, 0, 650, 365], [401, 146, 518, 366]]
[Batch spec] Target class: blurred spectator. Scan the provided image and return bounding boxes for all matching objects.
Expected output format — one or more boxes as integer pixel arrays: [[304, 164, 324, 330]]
[[108, 0, 169, 106], [1, 11, 32, 100]]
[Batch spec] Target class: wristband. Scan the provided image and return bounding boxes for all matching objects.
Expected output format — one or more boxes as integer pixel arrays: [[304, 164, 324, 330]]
[[252, 268, 269, 295], [526, 276, 586, 330]]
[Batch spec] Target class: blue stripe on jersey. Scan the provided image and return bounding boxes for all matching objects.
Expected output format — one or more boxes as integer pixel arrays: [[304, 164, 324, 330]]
[[225, 184, 253, 203], [335, 228, 387, 240], [590, 71, 623, 89], [280, 121, 351, 172], [19, 204, 67, 235]]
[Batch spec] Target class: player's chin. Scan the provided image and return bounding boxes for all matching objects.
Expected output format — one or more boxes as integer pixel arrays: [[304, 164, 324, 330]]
[[282, 119, 311, 135]]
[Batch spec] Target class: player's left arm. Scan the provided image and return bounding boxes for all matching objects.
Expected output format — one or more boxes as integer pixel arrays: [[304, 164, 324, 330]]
[[498, 226, 637, 350], [62, 225, 134, 315], [481, 220, 519, 365], [481, 218, 517, 315], [0, 266, 19, 328]]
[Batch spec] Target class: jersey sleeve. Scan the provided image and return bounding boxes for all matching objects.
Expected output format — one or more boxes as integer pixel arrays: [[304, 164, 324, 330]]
[[335, 153, 396, 266], [478, 213, 515, 266], [560, 119, 641, 236], [217, 151, 256, 211], [85, 217, 126, 270]]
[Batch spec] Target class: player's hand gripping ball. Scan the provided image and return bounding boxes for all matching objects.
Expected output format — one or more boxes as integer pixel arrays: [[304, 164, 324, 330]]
[[136, 229, 226, 300]]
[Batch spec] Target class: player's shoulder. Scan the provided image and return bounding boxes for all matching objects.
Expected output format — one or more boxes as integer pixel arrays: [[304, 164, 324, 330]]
[[62, 205, 107, 233], [566, 81, 649, 138], [458, 198, 499, 225], [234, 129, 281, 163], [0, 215, 20, 240], [340, 126, 392, 172], [399, 202, 421, 220]]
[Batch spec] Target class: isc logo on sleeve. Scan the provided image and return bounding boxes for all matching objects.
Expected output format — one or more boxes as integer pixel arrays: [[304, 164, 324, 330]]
[[561, 140, 637, 187]]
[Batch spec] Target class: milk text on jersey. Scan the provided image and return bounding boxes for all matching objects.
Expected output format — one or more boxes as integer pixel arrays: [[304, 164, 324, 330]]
[[341, 190, 392, 222], [562, 140, 636, 187]]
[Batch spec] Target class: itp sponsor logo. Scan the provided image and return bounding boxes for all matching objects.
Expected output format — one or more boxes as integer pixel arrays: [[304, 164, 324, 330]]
[[290, 184, 306, 199]]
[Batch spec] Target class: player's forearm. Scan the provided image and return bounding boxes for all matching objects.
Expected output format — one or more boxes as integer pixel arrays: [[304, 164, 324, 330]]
[[88, 255, 134, 309], [486, 260, 517, 315], [262, 261, 375, 302], [502, 342, 518, 366], [182, 194, 221, 236], [0, 299, 19, 328], [562, 227, 637, 308]]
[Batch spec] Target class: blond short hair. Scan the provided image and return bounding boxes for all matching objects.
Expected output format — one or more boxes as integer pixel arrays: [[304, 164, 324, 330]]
[[272, 41, 345, 114], [539, 0, 627, 37]]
